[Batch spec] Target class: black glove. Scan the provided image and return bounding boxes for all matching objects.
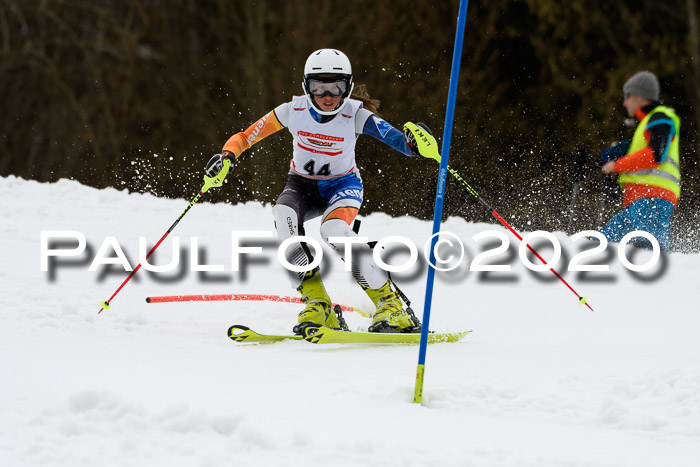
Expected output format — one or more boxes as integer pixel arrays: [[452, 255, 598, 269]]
[[601, 138, 631, 164], [205, 151, 234, 178], [403, 122, 433, 156]]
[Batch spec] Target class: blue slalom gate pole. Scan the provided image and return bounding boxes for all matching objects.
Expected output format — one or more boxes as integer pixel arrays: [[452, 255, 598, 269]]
[[414, 0, 470, 404]]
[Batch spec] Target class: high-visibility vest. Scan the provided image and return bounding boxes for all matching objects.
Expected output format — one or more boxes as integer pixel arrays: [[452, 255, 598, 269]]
[[618, 105, 681, 198]]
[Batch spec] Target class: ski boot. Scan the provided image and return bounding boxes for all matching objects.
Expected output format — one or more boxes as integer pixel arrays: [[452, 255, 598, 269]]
[[363, 279, 421, 333], [292, 269, 347, 335]]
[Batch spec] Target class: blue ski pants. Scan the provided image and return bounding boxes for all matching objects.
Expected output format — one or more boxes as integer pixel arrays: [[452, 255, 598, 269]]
[[600, 197, 674, 252]]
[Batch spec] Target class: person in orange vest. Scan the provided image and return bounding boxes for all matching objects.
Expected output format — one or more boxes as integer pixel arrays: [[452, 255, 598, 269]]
[[600, 71, 680, 252]]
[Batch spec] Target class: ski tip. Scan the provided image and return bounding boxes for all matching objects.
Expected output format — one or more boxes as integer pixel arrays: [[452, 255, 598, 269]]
[[228, 324, 250, 337], [228, 325, 245, 342], [228, 325, 246, 341]]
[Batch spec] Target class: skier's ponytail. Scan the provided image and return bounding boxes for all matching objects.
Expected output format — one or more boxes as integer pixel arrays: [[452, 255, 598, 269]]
[[351, 84, 380, 115]]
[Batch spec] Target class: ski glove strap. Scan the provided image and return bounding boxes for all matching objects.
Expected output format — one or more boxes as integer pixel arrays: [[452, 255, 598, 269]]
[[203, 152, 233, 192], [403, 122, 441, 163]]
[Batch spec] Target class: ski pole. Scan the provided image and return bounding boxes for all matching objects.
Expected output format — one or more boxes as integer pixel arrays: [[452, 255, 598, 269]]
[[445, 163, 594, 311], [566, 146, 589, 235], [596, 178, 607, 230], [566, 182, 580, 235], [98, 158, 232, 313]]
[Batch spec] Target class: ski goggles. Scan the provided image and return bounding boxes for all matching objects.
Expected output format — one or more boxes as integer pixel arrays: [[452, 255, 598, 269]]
[[307, 78, 348, 98]]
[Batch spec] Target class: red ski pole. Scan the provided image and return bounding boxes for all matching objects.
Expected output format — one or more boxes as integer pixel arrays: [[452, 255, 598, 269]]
[[447, 164, 594, 311], [98, 158, 232, 313]]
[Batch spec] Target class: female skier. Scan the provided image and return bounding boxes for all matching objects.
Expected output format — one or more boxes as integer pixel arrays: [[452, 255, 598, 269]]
[[205, 49, 439, 334]]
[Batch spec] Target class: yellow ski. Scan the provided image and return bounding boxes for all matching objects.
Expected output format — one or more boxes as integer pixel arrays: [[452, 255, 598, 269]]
[[228, 325, 302, 343], [303, 325, 470, 344]]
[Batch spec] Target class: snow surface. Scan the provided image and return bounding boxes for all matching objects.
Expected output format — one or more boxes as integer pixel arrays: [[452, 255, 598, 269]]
[[1, 175, 699, 467]]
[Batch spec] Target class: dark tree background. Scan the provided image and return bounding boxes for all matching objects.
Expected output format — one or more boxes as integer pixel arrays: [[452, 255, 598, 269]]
[[1, 0, 698, 250]]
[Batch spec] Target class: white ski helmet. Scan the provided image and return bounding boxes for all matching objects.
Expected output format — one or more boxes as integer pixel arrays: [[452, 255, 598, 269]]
[[302, 49, 354, 116]]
